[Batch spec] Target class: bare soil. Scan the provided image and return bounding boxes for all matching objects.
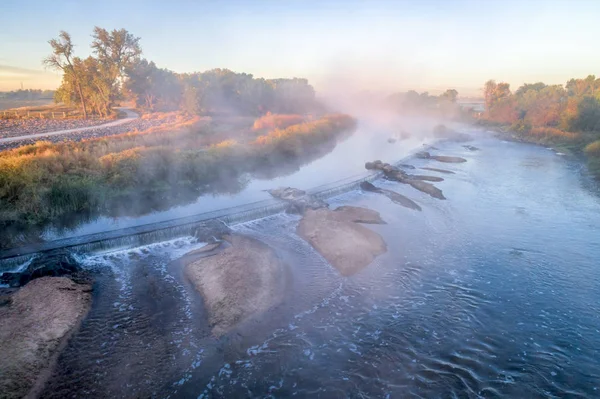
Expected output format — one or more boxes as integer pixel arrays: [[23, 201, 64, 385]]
[[297, 206, 387, 276], [184, 235, 285, 336], [0, 277, 92, 399]]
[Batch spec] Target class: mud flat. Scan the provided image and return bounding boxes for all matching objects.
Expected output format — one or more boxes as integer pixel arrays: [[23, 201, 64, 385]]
[[0, 277, 92, 399], [185, 235, 286, 336], [297, 206, 387, 276]]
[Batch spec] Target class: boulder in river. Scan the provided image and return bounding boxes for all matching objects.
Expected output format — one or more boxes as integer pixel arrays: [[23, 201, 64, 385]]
[[421, 167, 455, 174], [463, 145, 480, 151], [185, 235, 285, 336], [409, 174, 444, 182], [407, 180, 446, 200], [414, 151, 466, 163], [431, 155, 467, 163], [0, 250, 84, 288], [363, 160, 446, 200], [360, 181, 422, 211], [267, 187, 328, 214], [297, 206, 387, 276], [0, 277, 92, 399]]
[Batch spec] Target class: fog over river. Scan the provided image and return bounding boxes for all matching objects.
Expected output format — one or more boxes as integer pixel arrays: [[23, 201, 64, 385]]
[[34, 128, 600, 398]]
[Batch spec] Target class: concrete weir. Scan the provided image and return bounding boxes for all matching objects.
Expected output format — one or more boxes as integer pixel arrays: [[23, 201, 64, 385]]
[[0, 171, 381, 270]]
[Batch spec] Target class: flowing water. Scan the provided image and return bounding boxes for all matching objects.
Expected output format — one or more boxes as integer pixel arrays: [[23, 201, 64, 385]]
[[41, 133, 600, 398]]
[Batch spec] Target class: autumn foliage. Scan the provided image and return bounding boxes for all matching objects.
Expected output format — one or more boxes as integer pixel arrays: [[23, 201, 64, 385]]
[[0, 114, 356, 227], [482, 76, 600, 178], [252, 113, 306, 131]]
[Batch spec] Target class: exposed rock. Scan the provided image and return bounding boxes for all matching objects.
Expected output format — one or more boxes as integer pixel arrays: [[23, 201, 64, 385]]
[[399, 163, 416, 170], [360, 181, 421, 211], [0, 250, 83, 288], [421, 167, 455, 174], [431, 155, 467, 163], [193, 220, 231, 242], [387, 137, 397, 143], [409, 174, 444, 182], [0, 277, 92, 399], [363, 160, 446, 199], [463, 145, 480, 151], [297, 206, 387, 276], [185, 235, 285, 336], [331, 205, 387, 224], [267, 187, 307, 201], [414, 151, 466, 163], [407, 180, 446, 200], [267, 186, 328, 214]]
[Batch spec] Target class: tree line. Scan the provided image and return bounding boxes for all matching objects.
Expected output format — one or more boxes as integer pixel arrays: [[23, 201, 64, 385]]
[[483, 76, 600, 178], [44, 28, 319, 118], [0, 89, 55, 100], [386, 89, 462, 118], [483, 76, 600, 133]]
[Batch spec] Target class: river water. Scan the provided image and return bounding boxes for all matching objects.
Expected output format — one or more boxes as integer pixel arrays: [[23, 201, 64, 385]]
[[41, 132, 600, 398]]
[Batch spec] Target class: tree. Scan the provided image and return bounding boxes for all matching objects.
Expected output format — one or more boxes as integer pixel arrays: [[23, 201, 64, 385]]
[[440, 89, 458, 103], [43, 31, 88, 118], [571, 96, 600, 132], [92, 27, 142, 106], [124, 59, 182, 111]]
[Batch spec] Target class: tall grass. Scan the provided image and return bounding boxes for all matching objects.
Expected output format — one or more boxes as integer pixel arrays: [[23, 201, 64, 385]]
[[252, 113, 306, 131], [0, 113, 356, 228]]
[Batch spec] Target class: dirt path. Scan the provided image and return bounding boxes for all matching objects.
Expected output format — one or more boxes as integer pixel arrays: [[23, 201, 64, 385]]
[[0, 107, 139, 145]]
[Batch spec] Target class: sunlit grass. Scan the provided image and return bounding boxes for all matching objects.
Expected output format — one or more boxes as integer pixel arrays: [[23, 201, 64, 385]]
[[0, 113, 356, 227]]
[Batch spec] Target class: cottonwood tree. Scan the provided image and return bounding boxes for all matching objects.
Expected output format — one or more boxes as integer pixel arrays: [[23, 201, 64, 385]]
[[43, 31, 88, 118], [92, 27, 142, 106]]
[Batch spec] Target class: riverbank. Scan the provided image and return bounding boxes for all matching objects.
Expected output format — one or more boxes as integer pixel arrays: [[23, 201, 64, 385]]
[[476, 119, 600, 178], [0, 277, 91, 399], [0, 113, 356, 237]]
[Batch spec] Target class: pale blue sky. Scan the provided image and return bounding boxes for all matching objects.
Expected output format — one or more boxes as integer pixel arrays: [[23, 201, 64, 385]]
[[1, 0, 598, 96]]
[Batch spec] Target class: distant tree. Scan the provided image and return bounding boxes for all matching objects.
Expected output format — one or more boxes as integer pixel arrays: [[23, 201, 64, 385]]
[[515, 82, 547, 97], [565, 75, 599, 97], [43, 31, 88, 118], [571, 96, 600, 132], [124, 59, 182, 111], [92, 27, 142, 106], [440, 89, 458, 103]]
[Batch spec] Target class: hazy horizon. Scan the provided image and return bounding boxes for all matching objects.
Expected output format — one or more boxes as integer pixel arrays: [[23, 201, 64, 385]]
[[1, 0, 599, 96]]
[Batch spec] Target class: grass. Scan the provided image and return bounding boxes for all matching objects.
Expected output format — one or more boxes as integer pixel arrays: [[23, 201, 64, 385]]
[[0, 99, 53, 112], [0, 113, 356, 230], [0, 102, 120, 119], [252, 113, 306, 131]]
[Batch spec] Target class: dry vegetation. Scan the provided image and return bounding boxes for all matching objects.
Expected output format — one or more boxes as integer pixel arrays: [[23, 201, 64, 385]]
[[252, 113, 306, 131], [481, 76, 600, 178], [0, 113, 356, 227], [0, 99, 54, 112]]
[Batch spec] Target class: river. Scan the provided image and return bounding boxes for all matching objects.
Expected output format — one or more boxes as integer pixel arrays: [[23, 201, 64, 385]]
[[39, 130, 600, 398]]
